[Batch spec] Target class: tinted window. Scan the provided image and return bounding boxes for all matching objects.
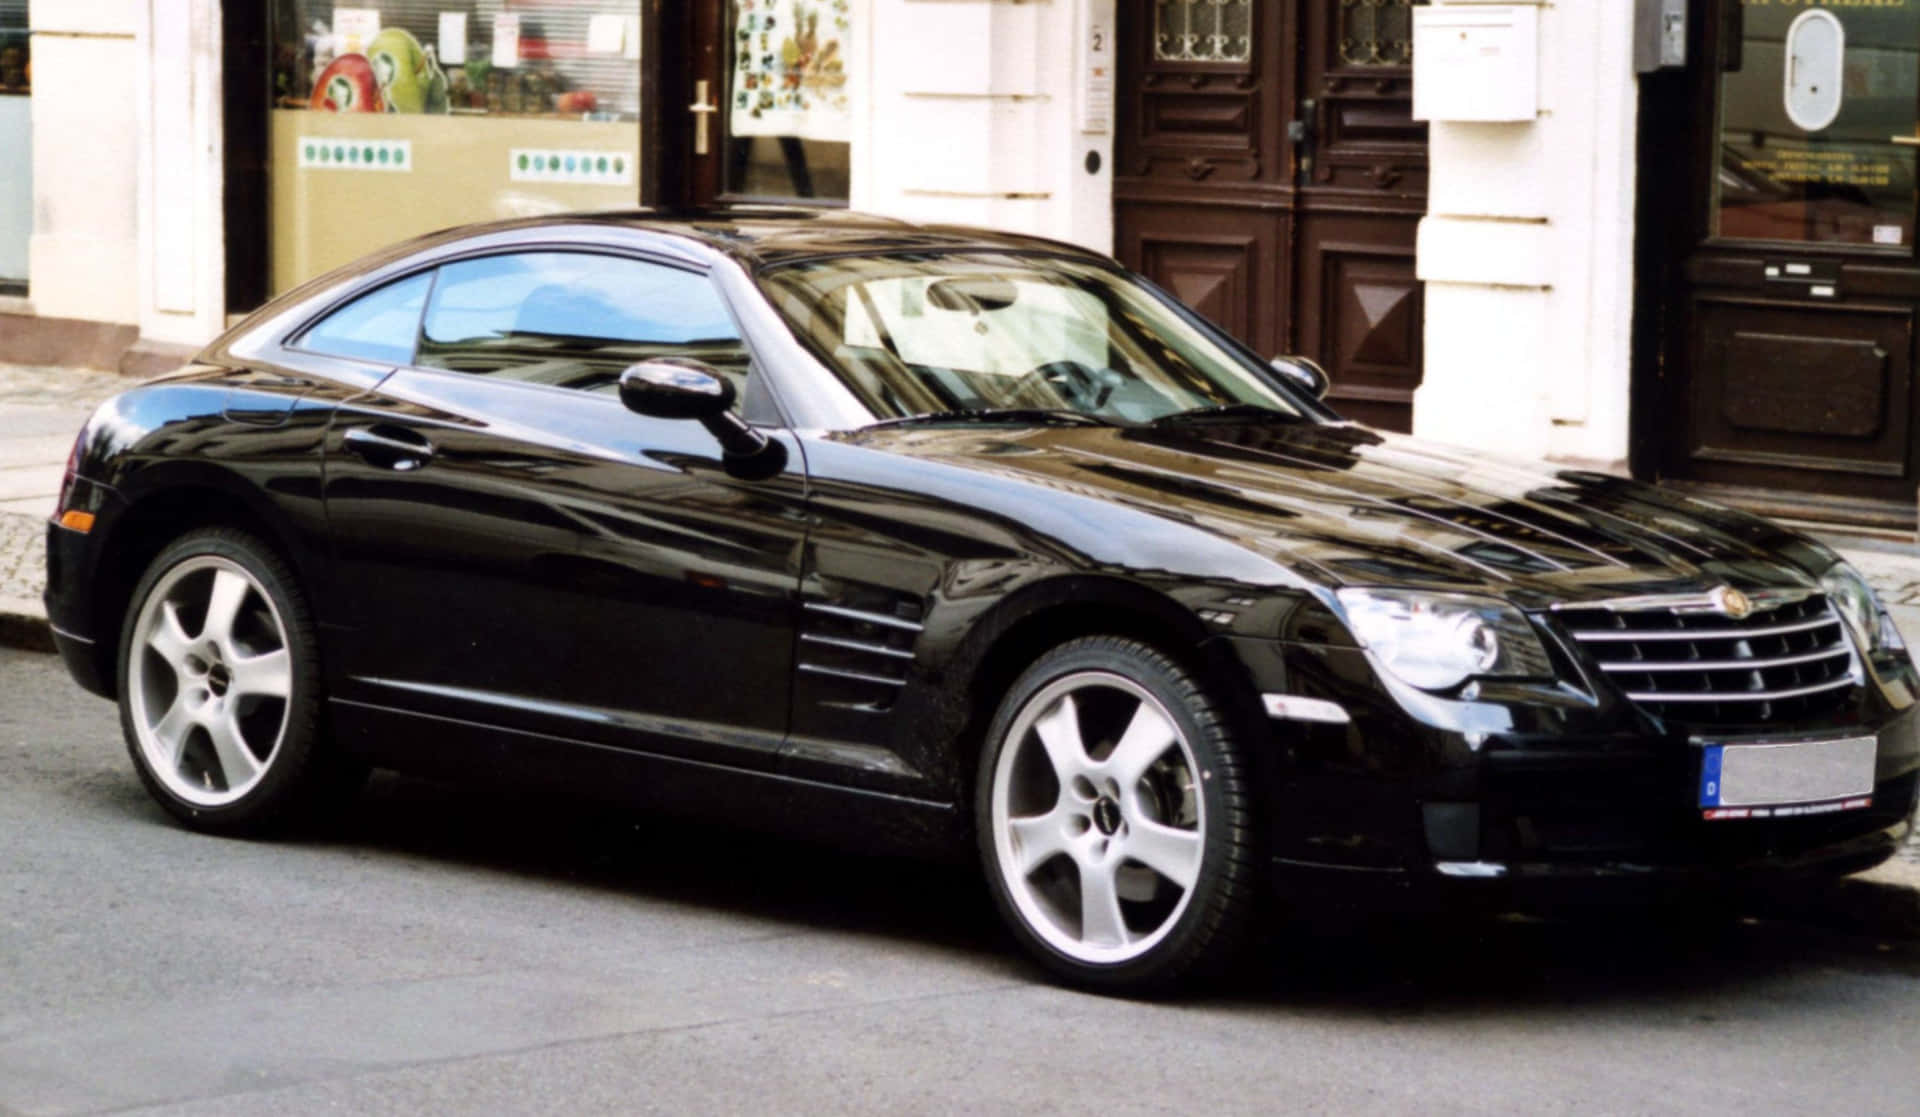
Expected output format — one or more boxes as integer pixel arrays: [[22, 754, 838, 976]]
[[298, 272, 432, 365], [417, 253, 747, 394]]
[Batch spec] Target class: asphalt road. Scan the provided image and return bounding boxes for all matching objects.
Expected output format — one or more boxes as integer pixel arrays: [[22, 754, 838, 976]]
[[4, 645, 1920, 1115]]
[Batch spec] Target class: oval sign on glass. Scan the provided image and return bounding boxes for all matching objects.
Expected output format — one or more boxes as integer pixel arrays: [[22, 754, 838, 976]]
[[1783, 9, 1845, 133]]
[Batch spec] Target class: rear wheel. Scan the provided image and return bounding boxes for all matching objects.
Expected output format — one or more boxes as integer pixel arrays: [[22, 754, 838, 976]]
[[118, 527, 359, 833], [976, 637, 1257, 993]]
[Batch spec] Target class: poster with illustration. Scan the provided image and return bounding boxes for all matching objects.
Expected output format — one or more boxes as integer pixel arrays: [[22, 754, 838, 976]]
[[310, 26, 449, 114], [729, 0, 851, 143]]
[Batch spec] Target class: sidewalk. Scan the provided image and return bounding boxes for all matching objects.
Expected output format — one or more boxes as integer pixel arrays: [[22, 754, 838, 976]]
[[0, 364, 126, 632]]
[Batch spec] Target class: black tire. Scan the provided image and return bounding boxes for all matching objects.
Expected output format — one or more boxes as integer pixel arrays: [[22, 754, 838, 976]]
[[116, 527, 362, 834], [975, 636, 1258, 993]]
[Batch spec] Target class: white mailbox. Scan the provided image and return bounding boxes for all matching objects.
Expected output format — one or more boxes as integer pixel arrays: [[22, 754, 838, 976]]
[[1412, 5, 1540, 123]]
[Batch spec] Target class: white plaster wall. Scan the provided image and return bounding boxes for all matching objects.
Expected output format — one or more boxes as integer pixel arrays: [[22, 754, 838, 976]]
[[855, 0, 1115, 255], [1413, 0, 1638, 466], [135, 0, 225, 347], [26, 0, 140, 324]]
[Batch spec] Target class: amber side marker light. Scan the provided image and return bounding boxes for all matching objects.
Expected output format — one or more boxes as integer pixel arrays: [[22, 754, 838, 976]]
[[57, 510, 96, 534]]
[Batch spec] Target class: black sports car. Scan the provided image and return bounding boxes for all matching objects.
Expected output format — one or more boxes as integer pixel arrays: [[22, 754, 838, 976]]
[[45, 210, 1920, 991]]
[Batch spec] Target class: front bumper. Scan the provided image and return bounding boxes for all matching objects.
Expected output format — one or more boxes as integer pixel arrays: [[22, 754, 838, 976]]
[[1220, 634, 1920, 891]]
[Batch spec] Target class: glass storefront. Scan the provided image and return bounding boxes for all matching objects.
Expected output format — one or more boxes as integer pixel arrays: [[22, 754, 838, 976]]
[[1715, 0, 1920, 250], [267, 2, 645, 294], [0, 0, 29, 290], [724, 0, 851, 201]]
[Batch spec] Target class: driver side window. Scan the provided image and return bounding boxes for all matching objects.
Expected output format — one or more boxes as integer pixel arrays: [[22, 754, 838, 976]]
[[415, 252, 750, 396]]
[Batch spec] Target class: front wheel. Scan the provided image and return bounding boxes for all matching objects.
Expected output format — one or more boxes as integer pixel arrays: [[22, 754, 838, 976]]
[[976, 637, 1257, 993], [117, 527, 358, 833]]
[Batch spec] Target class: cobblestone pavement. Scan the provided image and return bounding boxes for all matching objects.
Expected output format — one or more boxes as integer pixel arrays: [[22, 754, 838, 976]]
[[0, 364, 124, 617], [0, 514, 43, 613], [0, 363, 129, 408]]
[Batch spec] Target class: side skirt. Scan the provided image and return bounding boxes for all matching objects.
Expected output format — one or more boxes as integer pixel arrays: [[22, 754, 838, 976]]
[[329, 699, 970, 861]]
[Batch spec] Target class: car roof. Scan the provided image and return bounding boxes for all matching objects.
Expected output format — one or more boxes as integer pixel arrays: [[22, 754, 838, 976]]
[[404, 207, 1113, 271]]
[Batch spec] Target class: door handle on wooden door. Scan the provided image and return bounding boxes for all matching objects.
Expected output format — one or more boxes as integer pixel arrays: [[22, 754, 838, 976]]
[[1288, 99, 1318, 178], [689, 79, 718, 156]]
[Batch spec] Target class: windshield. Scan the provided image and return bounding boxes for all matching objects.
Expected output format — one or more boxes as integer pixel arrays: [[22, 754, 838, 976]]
[[757, 252, 1308, 426]]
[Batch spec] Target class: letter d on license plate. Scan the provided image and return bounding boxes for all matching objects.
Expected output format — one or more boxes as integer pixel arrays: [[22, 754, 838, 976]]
[[1699, 735, 1876, 820]]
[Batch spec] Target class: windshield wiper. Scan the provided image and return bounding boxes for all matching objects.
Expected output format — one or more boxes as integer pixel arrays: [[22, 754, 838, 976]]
[[1149, 403, 1300, 427], [861, 408, 1120, 431]]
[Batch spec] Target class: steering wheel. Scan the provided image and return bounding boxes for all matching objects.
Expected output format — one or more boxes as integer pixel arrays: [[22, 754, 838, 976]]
[[1010, 360, 1117, 411]]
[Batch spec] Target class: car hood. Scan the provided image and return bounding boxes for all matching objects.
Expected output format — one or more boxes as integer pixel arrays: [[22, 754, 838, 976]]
[[836, 420, 1840, 609]]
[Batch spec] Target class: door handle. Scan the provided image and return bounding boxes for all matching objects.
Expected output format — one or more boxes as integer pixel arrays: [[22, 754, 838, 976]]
[[1288, 98, 1318, 178], [689, 78, 717, 157], [343, 425, 435, 471]]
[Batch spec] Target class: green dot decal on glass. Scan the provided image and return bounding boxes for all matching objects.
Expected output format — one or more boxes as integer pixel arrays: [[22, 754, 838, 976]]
[[596, 157, 608, 173], [394, 147, 405, 165], [333, 145, 345, 163], [518, 153, 529, 171], [377, 147, 389, 164], [615, 158, 626, 174], [304, 144, 316, 161], [363, 146, 375, 163]]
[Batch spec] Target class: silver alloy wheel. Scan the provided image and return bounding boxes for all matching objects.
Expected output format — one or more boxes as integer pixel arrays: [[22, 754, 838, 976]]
[[126, 556, 294, 807], [989, 671, 1205, 965]]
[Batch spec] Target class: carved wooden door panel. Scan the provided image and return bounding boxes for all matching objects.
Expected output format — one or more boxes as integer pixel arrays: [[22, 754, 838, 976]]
[[1115, 1, 1429, 431], [1645, 0, 1920, 528]]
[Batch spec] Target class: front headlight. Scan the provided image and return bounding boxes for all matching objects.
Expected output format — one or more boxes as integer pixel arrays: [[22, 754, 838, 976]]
[[1334, 589, 1554, 692], [1820, 562, 1904, 654]]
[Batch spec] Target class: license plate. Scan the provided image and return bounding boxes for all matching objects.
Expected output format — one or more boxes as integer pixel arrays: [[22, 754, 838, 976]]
[[1698, 735, 1876, 820]]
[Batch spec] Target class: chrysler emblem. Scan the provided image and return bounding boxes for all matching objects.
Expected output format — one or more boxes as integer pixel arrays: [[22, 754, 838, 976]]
[[1711, 586, 1753, 619]]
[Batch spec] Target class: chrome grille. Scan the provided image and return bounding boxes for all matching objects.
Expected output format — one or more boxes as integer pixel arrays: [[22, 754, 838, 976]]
[[1555, 592, 1858, 725]]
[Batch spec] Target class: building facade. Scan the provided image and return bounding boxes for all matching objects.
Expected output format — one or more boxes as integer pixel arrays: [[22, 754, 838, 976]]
[[3, 1, 1918, 530]]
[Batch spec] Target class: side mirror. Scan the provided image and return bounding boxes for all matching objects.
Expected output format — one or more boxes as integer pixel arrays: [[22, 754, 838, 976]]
[[618, 359, 778, 466], [618, 358, 736, 420], [1270, 355, 1331, 401]]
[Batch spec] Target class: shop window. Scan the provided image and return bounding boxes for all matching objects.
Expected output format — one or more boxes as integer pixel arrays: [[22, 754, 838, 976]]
[[0, 0, 25, 94], [725, 1, 852, 202], [297, 271, 433, 365], [274, 2, 639, 117], [266, 3, 645, 296], [1153, 0, 1253, 64], [416, 253, 747, 393], [1714, 2, 1919, 250], [0, 0, 29, 289]]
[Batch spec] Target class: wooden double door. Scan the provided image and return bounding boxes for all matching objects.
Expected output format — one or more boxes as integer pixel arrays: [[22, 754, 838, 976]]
[[1115, 0, 1429, 431], [1640, 0, 1920, 530]]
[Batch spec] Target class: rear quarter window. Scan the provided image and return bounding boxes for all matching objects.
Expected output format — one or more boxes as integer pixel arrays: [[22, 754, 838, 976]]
[[296, 272, 433, 365]]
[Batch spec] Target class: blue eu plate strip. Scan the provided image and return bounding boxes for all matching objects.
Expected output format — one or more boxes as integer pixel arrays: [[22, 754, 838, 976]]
[[1699, 745, 1724, 808]]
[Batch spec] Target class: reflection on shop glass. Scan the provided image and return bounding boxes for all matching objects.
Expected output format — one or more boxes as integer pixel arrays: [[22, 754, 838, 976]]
[[273, 2, 641, 119], [1715, 0, 1920, 249], [0, 0, 25, 97], [726, 0, 851, 202]]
